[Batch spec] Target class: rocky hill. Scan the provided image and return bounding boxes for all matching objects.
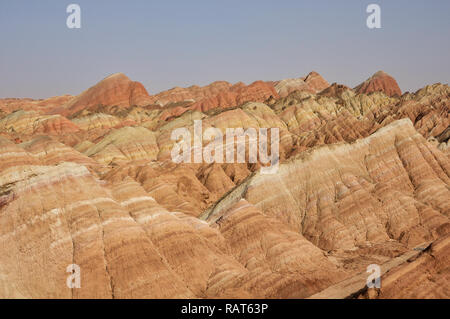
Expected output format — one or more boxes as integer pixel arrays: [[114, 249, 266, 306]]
[[0, 71, 448, 298]]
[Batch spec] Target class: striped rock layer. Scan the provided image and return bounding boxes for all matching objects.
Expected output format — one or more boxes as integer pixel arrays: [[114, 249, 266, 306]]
[[0, 71, 448, 298]]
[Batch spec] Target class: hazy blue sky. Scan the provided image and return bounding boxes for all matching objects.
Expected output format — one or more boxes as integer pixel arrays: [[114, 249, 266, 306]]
[[0, 0, 449, 98]]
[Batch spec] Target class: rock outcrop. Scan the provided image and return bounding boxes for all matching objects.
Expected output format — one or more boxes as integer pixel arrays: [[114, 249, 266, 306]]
[[51, 73, 153, 117], [354, 71, 402, 97]]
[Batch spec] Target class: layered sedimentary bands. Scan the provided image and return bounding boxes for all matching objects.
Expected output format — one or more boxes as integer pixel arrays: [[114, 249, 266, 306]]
[[0, 71, 448, 298]]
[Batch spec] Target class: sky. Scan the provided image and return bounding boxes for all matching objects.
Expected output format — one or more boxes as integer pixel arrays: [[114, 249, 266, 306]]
[[0, 0, 449, 98]]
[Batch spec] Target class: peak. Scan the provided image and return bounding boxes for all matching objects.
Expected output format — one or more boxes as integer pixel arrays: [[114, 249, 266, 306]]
[[56, 73, 151, 116], [107, 72, 125, 77], [306, 71, 321, 78], [355, 71, 401, 97], [102, 73, 131, 82], [304, 71, 330, 92], [372, 70, 389, 78]]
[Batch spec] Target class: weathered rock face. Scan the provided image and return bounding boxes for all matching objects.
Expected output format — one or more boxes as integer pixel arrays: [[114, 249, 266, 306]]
[[398, 84, 449, 145], [274, 77, 313, 97], [0, 161, 194, 298], [0, 140, 345, 298], [203, 119, 450, 250], [358, 233, 450, 299], [0, 71, 449, 299], [269, 82, 449, 155], [304, 71, 330, 92], [211, 199, 347, 298], [319, 83, 352, 98], [82, 126, 159, 165], [71, 113, 122, 131], [354, 71, 402, 97]]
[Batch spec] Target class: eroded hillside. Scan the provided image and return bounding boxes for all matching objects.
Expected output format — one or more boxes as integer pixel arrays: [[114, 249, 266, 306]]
[[0, 71, 448, 298]]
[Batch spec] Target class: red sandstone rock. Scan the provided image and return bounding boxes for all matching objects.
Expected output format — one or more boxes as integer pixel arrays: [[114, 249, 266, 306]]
[[51, 73, 153, 117], [304, 71, 330, 92], [354, 71, 402, 97]]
